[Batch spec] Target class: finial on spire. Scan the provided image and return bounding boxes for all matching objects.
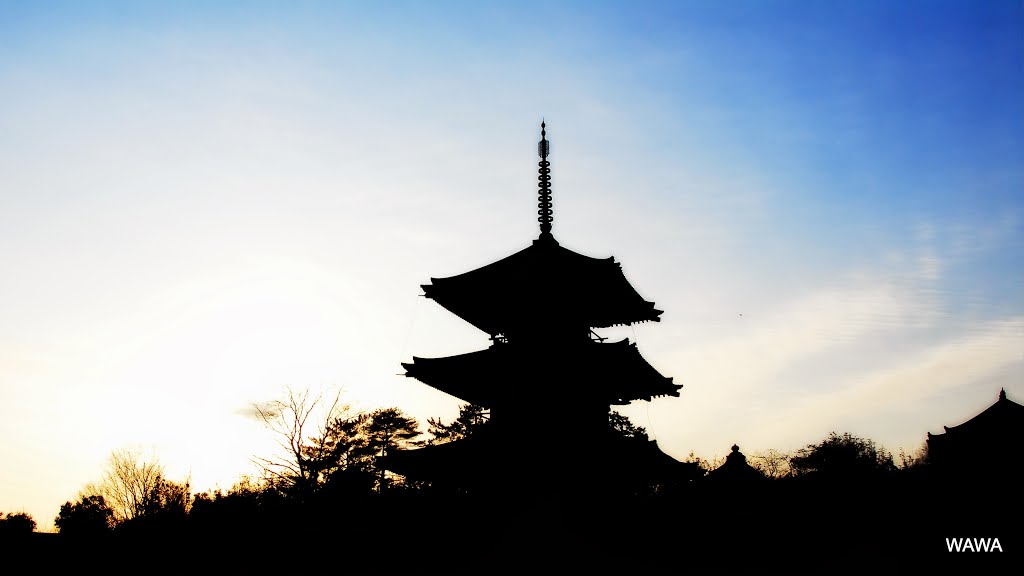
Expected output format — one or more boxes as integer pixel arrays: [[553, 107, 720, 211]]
[[537, 121, 553, 236], [539, 120, 548, 158]]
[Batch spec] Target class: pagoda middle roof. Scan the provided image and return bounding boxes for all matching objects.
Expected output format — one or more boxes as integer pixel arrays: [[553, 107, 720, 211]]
[[402, 338, 681, 406], [422, 234, 662, 336]]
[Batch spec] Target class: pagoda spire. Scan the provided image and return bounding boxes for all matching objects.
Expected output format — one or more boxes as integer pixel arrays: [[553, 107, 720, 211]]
[[537, 120, 553, 238]]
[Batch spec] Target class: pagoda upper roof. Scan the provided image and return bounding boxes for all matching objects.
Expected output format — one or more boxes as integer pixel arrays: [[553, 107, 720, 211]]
[[402, 338, 680, 406], [422, 234, 662, 336]]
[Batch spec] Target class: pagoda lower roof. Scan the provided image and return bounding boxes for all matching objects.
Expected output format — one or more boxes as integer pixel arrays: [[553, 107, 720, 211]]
[[402, 338, 680, 406], [384, 431, 700, 483], [384, 432, 495, 483], [422, 234, 662, 336]]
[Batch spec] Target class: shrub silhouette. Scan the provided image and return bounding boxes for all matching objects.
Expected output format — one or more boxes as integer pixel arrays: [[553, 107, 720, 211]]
[[0, 511, 37, 535], [790, 432, 896, 481], [55, 495, 114, 537]]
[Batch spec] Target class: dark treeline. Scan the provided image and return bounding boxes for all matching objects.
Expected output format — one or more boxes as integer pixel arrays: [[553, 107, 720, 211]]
[[3, 396, 1018, 567]]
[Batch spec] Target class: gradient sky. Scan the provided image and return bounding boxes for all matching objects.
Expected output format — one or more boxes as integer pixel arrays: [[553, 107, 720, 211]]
[[1, 1, 1022, 528]]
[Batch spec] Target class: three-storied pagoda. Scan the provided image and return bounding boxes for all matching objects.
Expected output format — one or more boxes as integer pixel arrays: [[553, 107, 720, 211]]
[[390, 123, 683, 495]]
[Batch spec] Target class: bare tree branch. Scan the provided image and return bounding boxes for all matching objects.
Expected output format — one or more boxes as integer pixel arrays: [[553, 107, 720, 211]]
[[749, 449, 792, 479], [251, 386, 351, 494], [81, 448, 165, 523]]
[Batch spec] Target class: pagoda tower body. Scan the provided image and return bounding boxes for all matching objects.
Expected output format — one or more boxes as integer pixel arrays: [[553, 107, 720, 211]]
[[391, 123, 682, 496]]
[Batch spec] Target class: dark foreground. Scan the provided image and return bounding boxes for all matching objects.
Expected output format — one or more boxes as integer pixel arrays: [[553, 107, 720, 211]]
[[11, 479, 1019, 570]]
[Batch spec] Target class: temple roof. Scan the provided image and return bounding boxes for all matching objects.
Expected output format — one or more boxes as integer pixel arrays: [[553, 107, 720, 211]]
[[422, 235, 663, 336], [926, 389, 1023, 479], [402, 338, 680, 406], [927, 388, 1024, 441]]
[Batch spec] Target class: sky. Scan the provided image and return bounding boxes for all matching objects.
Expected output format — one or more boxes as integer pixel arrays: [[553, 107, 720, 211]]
[[1, 0, 1021, 528]]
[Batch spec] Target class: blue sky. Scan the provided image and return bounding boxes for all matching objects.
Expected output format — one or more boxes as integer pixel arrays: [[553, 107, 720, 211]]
[[1, 1, 1021, 527]]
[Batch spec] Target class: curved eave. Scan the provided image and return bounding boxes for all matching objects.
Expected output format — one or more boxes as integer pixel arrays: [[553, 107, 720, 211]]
[[423, 286, 661, 335], [402, 355, 495, 408], [928, 393, 1024, 439], [403, 339, 680, 406], [420, 238, 661, 334]]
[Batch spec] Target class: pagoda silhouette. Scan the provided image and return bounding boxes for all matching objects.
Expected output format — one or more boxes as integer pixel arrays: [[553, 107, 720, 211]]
[[389, 123, 685, 498]]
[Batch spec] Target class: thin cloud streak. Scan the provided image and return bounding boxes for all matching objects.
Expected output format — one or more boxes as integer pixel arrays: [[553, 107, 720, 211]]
[[633, 217, 1021, 458], [760, 316, 1024, 450]]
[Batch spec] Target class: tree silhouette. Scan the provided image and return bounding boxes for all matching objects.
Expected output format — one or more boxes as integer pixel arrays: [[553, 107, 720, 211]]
[[748, 449, 793, 479], [74, 448, 192, 530], [315, 413, 376, 495], [790, 432, 895, 480], [190, 476, 289, 537], [0, 511, 36, 535], [608, 409, 648, 441], [87, 448, 166, 523], [427, 403, 489, 444], [252, 387, 351, 497], [363, 407, 422, 491], [141, 477, 191, 518], [55, 495, 114, 537], [252, 390, 427, 496], [896, 444, 928, 470]]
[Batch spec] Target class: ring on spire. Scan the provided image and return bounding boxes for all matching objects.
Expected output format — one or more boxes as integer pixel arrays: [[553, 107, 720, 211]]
[[537, 121, 553, 235]]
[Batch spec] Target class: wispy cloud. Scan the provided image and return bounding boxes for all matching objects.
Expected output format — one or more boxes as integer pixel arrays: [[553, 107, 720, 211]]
[[638, 215, 1021, 457], [761, 315, 1023, 447]]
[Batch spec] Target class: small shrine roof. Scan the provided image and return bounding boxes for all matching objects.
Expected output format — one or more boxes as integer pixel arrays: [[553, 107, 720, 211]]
[[705, 445, 768, 483]]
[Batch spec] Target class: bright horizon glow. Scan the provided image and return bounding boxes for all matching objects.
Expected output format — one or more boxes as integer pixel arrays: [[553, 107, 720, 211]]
[[1, 1, 1021, 529]]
